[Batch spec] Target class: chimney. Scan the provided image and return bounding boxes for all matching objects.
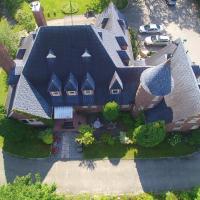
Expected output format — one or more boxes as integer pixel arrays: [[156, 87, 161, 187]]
[[31, 1, 47, 27], [0, 44, 14, 74]]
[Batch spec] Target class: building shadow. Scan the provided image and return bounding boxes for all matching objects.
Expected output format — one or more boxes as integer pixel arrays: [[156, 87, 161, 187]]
[[2, 151, 56, 183], [134, 153, 200, 193]]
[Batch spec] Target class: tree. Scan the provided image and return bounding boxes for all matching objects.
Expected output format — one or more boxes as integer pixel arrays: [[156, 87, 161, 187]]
[[0, 174, 64, 200], [133, 121, 166, 148], [15, 2, 36, 32], [76, 124, 95, 146], [0, 18, 19, 57], [103, 101, 120, 121]]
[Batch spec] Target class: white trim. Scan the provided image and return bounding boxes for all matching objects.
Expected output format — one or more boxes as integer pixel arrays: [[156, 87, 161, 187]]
[[172, 126, 182, 131], [191, 125, 199, 130], [83, 90, 93, 95], [121, 105, 130, 108], [82, 106, 89, 108], [50, 91, 61, 96], [66, 91, 77, 96], [111, 89, 121, 94]]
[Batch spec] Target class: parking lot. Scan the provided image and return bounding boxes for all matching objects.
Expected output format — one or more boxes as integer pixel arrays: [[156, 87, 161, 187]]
[[123, 0, 200, 64]]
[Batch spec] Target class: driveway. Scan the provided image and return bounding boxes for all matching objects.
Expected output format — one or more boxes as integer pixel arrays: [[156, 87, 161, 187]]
[[123, 0, 200, 64], [1, 150, 200, 194]]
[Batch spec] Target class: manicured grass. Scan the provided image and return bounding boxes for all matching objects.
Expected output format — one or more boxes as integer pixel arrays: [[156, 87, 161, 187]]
[[84, 139, 199, 159], [0, 70, 51, 158], [40, 0, 96, 20]]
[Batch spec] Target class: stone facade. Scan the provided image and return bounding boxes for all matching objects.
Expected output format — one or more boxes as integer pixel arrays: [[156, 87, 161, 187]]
[[134, 84, 162, 112], [0, 44, 14, 73], [166, 114, 200, 132]]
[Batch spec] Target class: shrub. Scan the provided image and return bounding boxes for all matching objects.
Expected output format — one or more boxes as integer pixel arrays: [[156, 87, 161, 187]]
[[38, 129, 53, 145], [100, 132, 115, 145], [103, 101, 120, 122], [61, 2, 79, 14], [133, 121, 166, 148], [78, 124, 94, 134], [129, 27, 140, 59], [134, 112, 145, 128], [76, 124, 95, 146], [188, 129, 200, 146], [119, 131, 133, 144], [119, 112, 135, 129], [168, 133, 182, 147], [0, 18, 20, 57], [165, 192, 178, 200], [76, 131, 95, 146], [15, 2, 36, 32]]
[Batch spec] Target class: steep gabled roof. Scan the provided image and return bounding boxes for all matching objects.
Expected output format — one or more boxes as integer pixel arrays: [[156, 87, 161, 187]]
[[48, 73, 62, 92], [109, 71, 123, 90], [81, 72, 95, 90], [65, 73, 78, 91]]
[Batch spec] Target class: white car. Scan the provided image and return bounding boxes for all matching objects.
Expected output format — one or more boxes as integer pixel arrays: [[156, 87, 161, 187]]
[[139, 24, 164, 33], [144, 35, 170, 46]]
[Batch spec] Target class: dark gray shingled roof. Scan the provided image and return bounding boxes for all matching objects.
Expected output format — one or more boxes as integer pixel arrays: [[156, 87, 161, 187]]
[[65, 73, 78, 91], [109, 71, 123, 90], [10, 25, 146, 118], [48, 73, 62, 92], [140, 61, 174, 96], [12, 74, 51, 119]]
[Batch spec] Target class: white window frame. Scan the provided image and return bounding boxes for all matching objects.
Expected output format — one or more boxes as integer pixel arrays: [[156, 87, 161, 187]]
[[172, 126, 182, 131], [83, 90, 93, 95], [66, 91, 77, 96], [188, 118, 199, 124], [152, 96, 160, 102], [50, 91, 61, 96], [191, 125, 199, 130], [82, 106, 89, 108], [91, 105, 97, 108], [111, 89, 121, 95], [121, 105, 130, 108]]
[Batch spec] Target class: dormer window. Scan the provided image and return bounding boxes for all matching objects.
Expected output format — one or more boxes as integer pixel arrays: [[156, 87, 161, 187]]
[[48, 73, 62, 96], [50, 91, 61, 96], [65, 73, 78, 96], [81, 73, 95, 96], [109, 71, 123, 95], [111, 89, 121, 94], [83, 90, 94, 95]]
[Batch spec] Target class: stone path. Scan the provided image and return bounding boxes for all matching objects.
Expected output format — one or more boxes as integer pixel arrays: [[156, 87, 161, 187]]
[[60, 132, 83, 160]]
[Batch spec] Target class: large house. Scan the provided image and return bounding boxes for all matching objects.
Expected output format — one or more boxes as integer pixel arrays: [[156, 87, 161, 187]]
[[5, 2, 200, 132]]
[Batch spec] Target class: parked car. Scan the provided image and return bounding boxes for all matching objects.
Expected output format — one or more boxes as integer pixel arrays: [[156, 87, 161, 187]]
[[139, 24, 164, 34], [166, 0, 176, 6], [144, 35, 170, 46]]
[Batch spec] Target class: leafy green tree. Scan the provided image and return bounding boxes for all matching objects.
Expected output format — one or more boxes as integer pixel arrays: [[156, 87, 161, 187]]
[[129, 27, 140, 59], [15, 2, 36, 32], [76, 124, 95, 146], [133, 121, 166, 148], [0, 18, 20, 57], [3, 0, 24, 16], [0, 174, 64, 200], [103, 101, 120, 121], [165, 192, 178, 200], [38, 129, 53, 145]]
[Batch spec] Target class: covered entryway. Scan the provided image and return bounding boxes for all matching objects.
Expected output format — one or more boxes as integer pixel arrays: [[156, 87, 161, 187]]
[[54, 106, 74, 131]]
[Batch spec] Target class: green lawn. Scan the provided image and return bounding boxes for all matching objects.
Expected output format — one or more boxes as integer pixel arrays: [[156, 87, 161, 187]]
[[40, 0, 97, 20], [84, 139, 199, 159], [0, 70, 51, 158]]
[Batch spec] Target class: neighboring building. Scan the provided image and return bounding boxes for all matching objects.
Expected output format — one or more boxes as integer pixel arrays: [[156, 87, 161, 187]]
[[6, 2, 200, 132]]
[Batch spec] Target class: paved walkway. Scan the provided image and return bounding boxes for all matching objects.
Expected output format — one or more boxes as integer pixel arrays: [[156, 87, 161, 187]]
[[1, 150, 200, 194]]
